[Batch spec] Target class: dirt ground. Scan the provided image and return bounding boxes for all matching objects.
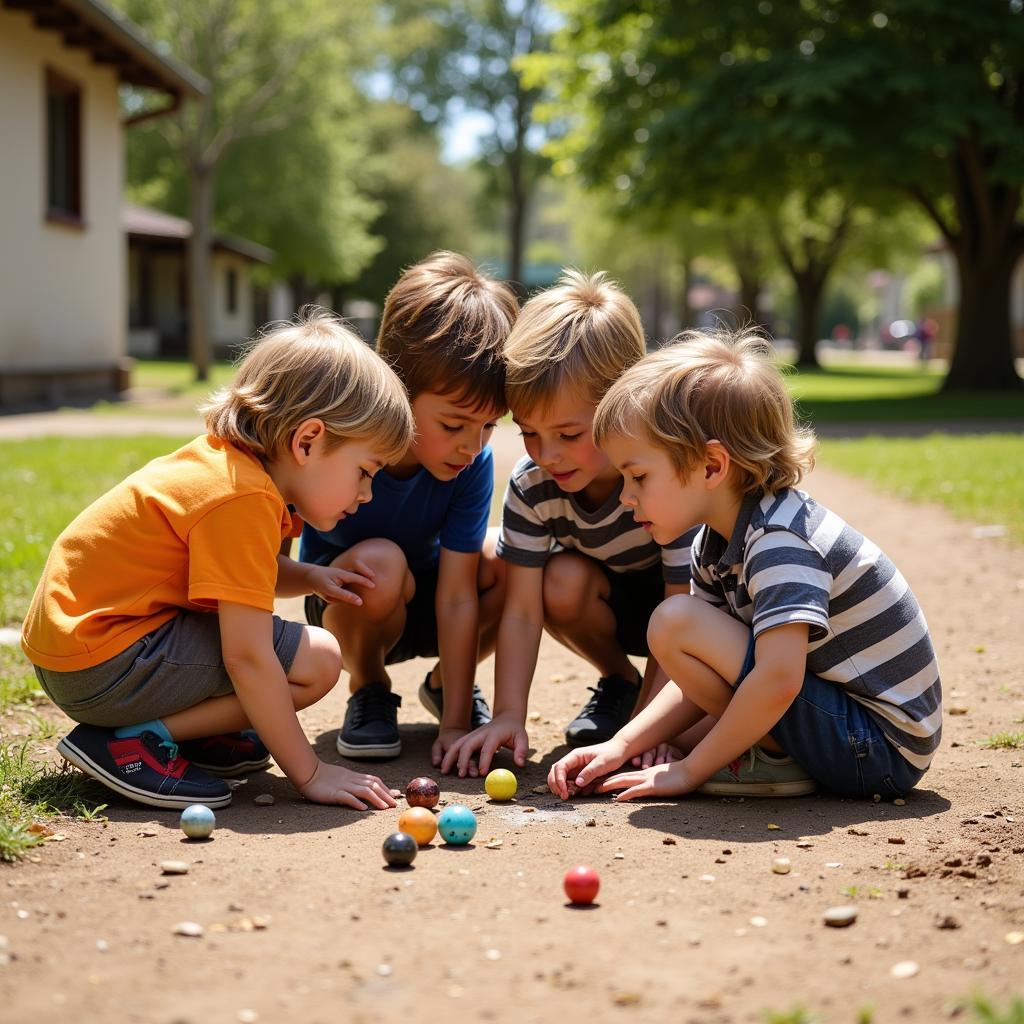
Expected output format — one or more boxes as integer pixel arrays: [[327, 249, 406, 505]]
[[2, 422, 1022, 1024]]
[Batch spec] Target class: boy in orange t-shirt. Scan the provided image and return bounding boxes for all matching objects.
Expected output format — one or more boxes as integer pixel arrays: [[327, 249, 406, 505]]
[[21, 309, 413, 811]]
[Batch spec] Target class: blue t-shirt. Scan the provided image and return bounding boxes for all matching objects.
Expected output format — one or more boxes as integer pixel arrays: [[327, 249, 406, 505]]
[[299, 445, 494, 574]]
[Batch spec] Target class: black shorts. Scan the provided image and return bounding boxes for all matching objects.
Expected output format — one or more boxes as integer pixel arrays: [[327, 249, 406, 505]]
[[598, 562, 666, 657], [304, 564, 440, 665]]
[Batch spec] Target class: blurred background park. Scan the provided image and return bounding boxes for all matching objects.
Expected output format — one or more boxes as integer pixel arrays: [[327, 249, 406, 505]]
[[1, 0, 1023, 645]]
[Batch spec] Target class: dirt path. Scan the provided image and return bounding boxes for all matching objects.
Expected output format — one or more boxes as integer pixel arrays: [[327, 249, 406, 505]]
[[2, 424, 1022, 1024]]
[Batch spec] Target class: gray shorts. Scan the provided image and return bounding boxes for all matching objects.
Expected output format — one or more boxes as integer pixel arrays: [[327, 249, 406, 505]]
[[33, 611, 305, 728]]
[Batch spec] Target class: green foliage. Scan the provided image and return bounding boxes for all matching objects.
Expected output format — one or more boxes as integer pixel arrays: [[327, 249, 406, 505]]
[[0, 437, 190, 626], [116, 0, 383, 286], [763, 1008, 820, 1024], [980, 732, 1024, 750], [819, 434, 1024, 544], [962, 993, 1024, 1024]]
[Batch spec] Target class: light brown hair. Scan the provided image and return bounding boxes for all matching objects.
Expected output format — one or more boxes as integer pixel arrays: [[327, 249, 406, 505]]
[[503, 269, 645, 413], [376, 251, 517, 412], [203, 306, 413, 460], [593, 329, 816, 495]]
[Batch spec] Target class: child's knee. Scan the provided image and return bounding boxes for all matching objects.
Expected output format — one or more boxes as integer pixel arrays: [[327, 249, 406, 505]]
[[542, 553, 596, 623], [302, 626, 342, 697], [647, 593, 698, 655], [337, 538, 410, 616]]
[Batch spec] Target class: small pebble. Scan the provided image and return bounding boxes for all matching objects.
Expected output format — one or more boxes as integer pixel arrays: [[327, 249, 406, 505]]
[[1005, 932, 1024, 945], [172, 921, 204, 938], [160, 860, 189, 875], [614, 852, 625, 860], [238, 1011, 258, 1024], [823, 906, 858, 928], [772, 857, 791, 874], [531, 785, 548, 795], [485, 949, 501, 961], [253, 794, 275, 806], [376, 964, 392, 977], [750, 916, 767, 927], [890, 960, 919, 980], [699, 874, 716, 883]]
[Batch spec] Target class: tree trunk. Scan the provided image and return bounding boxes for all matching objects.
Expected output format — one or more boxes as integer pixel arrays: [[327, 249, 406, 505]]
[[792, 270, 824, 368], [187, 161, 215, 382], [678, 255, 694, 333], [736, 271, 762, 328], [945, 244, 1023, 390]]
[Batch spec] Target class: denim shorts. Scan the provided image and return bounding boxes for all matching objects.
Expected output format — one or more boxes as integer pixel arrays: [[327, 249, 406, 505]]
[[305, 564, 440, 665], [735, 636, 927, 799], [34, 610, 304, 728]]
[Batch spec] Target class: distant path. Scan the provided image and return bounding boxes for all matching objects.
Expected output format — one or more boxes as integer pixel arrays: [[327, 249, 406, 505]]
[[0, 410, 202, 440], [815, 418, 1024, 438]]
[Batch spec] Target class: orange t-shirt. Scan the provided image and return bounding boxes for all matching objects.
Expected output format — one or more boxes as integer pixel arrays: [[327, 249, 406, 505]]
[[21, 435, 301, 672]]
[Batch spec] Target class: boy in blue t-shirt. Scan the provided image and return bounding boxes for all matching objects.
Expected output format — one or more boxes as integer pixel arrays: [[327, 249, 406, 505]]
[[300, 252, 518, 763]]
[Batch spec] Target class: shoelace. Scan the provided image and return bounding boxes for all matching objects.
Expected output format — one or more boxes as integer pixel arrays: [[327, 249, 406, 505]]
[[350, 687, 398, 727], [579, 680, 632, 718]]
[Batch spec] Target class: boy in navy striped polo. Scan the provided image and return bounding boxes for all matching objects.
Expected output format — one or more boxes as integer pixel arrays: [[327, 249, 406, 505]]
[[548, 330, 941, 801], [442, 271, 698, 778]]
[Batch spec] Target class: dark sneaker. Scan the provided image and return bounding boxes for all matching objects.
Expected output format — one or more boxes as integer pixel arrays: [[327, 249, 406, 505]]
[[564, 673, 639, 747], [418, 673, 493, 730], [57, 724, 232, 810], [336, 682, 402, 759], [177, 730, 271, 776], [698, 746, 817, 797]]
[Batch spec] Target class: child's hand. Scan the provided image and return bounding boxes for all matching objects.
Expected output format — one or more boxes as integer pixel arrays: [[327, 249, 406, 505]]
[[631, 742, 683, 769], [297, 761, 396, 810], [548, 739, 628, 800], [431, 727, 469, 769], [594, 760, 696, 802], [440, 713, 529, 778], [305, 561, 375, 606]]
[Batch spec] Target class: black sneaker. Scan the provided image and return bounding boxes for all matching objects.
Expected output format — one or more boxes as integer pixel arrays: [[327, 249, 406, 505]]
[[57, 724, 232, 810], [336, 682, 402, 759], [564, 673, 640, 747], [177, 730, 271, 776], [418, 673, 493, 730]]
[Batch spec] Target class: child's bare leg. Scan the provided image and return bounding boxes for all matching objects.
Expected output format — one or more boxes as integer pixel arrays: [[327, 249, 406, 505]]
[[647, 595, 785, 754], [320, 539, 413, 692], [541, 551, 638, 681], [429, 527, 506, 690], [161, 625, 342, 740]]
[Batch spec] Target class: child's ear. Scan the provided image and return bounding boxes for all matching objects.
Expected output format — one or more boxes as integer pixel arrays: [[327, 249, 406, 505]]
[[703, 440, 731, 490], [291, 418, 326, 463]]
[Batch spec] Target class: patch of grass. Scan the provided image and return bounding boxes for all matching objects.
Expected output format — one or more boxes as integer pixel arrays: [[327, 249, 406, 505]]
[[0, 435, 191, 626], [960, 993, 1024, 1024], [0, 740, 110, 862], [764, 1008, 820, 1024], [818, 434, 1024, 543], [0, 645, 43, 709], [980, 732, 1024, 750], [785, 364, 1024, 423]]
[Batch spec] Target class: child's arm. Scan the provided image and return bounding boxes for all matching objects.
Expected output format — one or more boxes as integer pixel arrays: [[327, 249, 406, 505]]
[[440, 562, 543, 777], [274, 551, 375, 604], [218, 602, 395, 809], [431, 547, 483, 763], [590, 622, 809, 801]]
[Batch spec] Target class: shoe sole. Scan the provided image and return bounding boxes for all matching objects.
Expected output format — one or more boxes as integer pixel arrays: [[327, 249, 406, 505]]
[[187, 756, 272, 777], [57, 737, 233, 810], [418, 684, 442, 721], [698, 779, 818, 797], [335, 735, 401, 759]]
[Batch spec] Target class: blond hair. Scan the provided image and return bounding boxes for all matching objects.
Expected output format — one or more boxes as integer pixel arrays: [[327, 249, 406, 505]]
[[203, 306, 413, 461], [376, 251, 517, 412], [504, 269, 645, 413], [593, 329, 816, 496]]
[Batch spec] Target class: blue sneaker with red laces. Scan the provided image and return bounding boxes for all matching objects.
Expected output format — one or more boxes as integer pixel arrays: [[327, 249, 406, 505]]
[[57, 724, 232, 810], [177, 730, 271, 776]]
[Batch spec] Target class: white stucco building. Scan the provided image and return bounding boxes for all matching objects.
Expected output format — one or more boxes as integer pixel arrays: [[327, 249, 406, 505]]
[[0, 0, 205, 407]]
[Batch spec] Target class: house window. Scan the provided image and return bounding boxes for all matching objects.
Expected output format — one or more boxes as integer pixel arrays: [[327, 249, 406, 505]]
[[45, 68, 82, 223], [226, 266, 238, 314]]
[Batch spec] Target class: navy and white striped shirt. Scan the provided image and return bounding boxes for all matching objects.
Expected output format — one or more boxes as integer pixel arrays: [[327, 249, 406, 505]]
[[498, 456, 697, 584], [691, 488, 942, 770]]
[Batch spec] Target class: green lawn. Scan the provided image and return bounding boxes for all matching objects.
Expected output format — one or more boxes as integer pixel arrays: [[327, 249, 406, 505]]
[[785, 363, 1024, 422], [0, 436, 191, 627], [818, 433, 1024, 543]]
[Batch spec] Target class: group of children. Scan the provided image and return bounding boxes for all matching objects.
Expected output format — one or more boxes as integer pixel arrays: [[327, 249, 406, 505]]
[[20, 252, 942, 813]]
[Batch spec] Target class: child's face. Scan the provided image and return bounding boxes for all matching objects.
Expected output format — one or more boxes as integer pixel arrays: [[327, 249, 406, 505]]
[[512, 390, 611, 494], [408, 390, 503, 481], [602, 433, 706, 545], [294, 439, 386, 533]]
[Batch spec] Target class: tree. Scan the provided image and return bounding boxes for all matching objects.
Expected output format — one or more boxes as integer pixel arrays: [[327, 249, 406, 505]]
[[378, 0, 553, 294], [117, 0, 380, 379], [537, 0, 1024, 389]]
